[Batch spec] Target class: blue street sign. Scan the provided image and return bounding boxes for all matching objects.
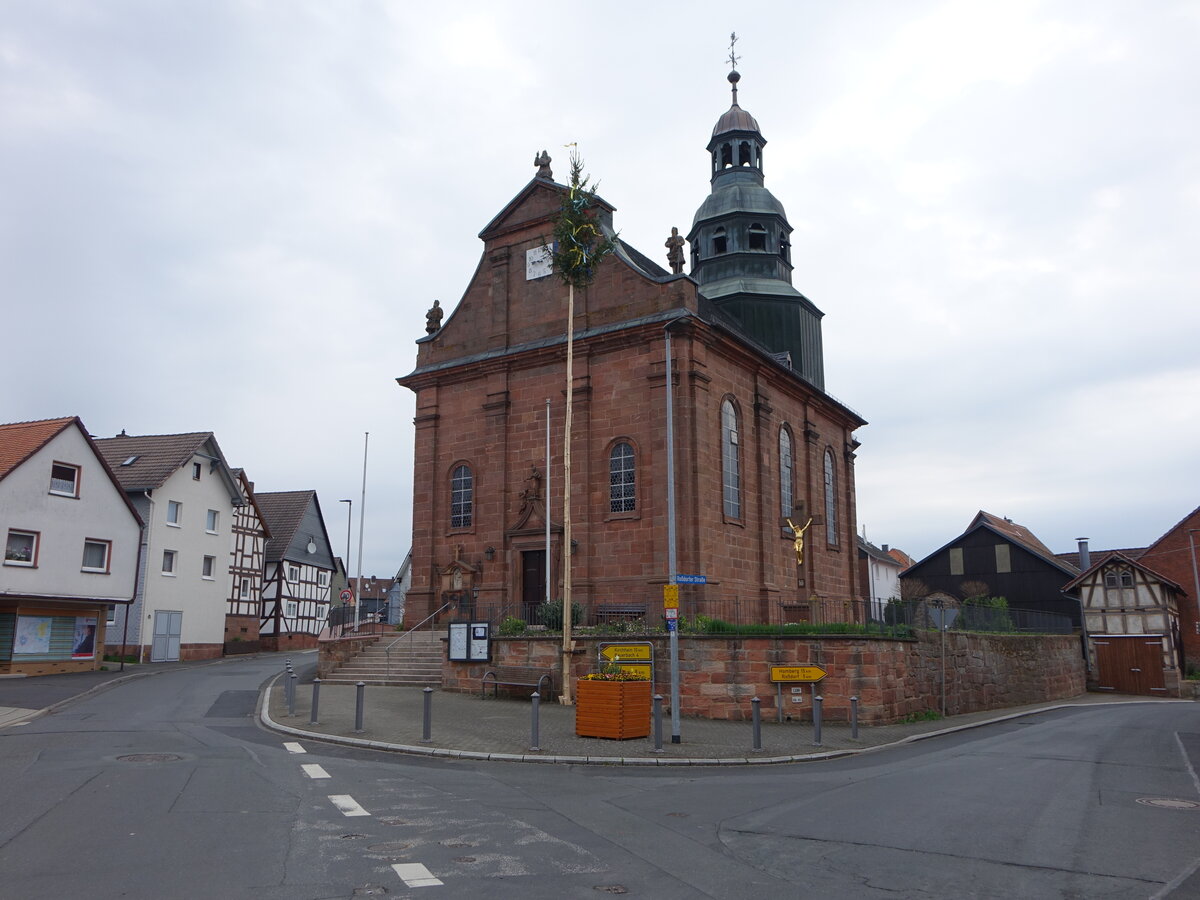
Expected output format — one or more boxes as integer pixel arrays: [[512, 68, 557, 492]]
[[666, 617, 678, 632], [675, 574, 707, 584]]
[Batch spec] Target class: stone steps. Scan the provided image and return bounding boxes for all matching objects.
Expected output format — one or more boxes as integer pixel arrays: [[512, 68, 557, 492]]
[[324, 630, 444, 687]]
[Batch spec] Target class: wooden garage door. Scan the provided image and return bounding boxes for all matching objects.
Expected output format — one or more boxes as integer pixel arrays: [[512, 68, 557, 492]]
[[1092, 636, 1165, 695]]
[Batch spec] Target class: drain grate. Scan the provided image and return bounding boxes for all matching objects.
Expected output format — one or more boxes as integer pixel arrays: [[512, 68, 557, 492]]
[[453, 856, 477, 863], [1137, 797, 1200, 810], [594, 886, 629, 894], [117, 753, 182, 763]]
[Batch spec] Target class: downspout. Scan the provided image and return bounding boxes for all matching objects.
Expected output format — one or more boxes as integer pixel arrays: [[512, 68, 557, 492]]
[[120, 517, 146, 673], [138, 491, 155, 664]]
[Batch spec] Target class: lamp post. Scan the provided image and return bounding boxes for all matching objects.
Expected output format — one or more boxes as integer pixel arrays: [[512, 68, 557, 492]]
[[354, 433, 369, 631], [339, 499, 352, 610]]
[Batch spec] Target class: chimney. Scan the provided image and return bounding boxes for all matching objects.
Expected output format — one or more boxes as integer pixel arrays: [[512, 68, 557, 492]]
[[882, 544, 889, 553], [1076, 537, 1090, 570]]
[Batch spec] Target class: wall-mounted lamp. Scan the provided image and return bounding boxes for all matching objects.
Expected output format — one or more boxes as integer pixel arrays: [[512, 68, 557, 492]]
[[484, 546, 495, 561], [570, 539, 579, 555]]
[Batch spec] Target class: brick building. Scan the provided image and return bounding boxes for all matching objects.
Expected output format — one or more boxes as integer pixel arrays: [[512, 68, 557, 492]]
[[1137, 505, 1200, 670], [397, 69, 866, 629]]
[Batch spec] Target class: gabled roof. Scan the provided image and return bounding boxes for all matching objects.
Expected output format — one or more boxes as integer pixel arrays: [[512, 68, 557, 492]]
[[1056, 547, 1146, 570], [0, 416, 144, 526], [1141, 504, 1200, 557], [857, 535, 904, 567], [478, 176, 615, 241], [906, 510, 1080, 580], [94, 431, 242, 502], [0, 417, 75, 480], [232, 468, 272, 541], [256, 490, 331, 563], [1062, 550, 1186, 594]]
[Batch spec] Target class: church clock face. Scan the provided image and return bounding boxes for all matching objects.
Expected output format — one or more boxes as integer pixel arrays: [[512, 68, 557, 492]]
[[526, 245, 554, 280]]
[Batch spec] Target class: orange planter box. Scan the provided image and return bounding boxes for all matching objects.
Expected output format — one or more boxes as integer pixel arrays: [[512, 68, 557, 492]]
[[575, 679, 652, 739]]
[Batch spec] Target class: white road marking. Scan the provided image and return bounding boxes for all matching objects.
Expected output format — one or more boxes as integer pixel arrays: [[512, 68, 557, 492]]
[[392, 863, 443, 887], [283, 742, 306, 754], [302, 764, 330, 779], [328, 794, 371, 817]]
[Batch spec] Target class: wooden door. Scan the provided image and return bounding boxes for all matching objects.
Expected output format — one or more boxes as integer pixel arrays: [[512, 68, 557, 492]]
[[1092, 636, 1165, 695], [521, 550, 546, 624]]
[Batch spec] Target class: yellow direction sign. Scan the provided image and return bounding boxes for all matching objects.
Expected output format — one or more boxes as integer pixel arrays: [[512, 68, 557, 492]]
[[618, 663, 653, 680], [600, 643, 652, 662], [770, 665, 827, 683]]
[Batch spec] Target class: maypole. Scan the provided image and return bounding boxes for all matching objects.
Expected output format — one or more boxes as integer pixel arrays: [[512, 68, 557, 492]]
[[549, 149, 617, 705]]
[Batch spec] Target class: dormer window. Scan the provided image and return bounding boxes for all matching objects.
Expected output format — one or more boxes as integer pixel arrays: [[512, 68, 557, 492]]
[[50, 462, 80, 497], [713, 227, 728, 255], [748, 223, 767, 251]]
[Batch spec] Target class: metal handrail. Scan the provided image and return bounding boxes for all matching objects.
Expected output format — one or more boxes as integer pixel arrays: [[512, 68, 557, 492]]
[[384, 602, 451, 675]]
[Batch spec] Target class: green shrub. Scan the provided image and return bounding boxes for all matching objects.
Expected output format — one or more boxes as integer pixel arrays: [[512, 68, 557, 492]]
[[536, 600, 583, 630], [499, 616, 526, 636]]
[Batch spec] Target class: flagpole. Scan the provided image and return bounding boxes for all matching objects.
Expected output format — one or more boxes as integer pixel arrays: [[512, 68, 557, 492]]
[[545, 397, 551, 607], [354, 431, 369, 631], [561, 284, 575, 704]]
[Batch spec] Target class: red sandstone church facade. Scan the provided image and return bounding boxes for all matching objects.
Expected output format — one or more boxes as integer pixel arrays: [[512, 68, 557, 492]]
[[398, 72, 867, 628]]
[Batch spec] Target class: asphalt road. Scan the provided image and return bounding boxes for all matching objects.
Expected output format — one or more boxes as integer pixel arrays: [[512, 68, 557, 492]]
[[0, 655, 1198, 899]]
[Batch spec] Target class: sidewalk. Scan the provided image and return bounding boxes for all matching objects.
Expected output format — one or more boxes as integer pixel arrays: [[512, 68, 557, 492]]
[[261, 670, 1189, 766]]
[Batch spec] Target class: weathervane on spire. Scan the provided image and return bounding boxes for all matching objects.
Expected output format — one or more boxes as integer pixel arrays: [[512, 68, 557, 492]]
[[726, 31, 741, 104]]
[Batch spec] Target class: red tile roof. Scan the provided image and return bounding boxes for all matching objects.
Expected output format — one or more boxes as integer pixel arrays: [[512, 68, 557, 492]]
[[0, 417, 75, 481]]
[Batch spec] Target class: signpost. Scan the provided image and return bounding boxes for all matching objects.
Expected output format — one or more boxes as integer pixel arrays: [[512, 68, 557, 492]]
[[770, 665, 827, 723], [339, 588, 353, 604], [598, 641, 654, 684]]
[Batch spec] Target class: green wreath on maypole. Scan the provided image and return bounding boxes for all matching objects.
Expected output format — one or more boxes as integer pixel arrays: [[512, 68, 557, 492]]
[[550, 149, 617, 705], [549, 150, 618, 288]]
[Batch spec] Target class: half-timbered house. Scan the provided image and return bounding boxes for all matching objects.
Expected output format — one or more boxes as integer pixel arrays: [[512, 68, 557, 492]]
[[224, 469, 270, 652], [256, 490, 335, 650], [1065, 552, 1183, 695]]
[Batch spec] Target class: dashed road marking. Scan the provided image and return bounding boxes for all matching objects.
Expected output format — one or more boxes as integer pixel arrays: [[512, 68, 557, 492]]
[[329, 794, 371, 817], [283, 742, 306, 754], [302, 764, 330, 779], [392, 863, 443, 888]]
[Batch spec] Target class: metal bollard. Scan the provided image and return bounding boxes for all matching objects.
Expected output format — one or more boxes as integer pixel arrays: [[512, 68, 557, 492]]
[[530, 691, 541, 752], [751, 696, 762, 752], [282, 673, 291, 709], [309, 678, 321, 726], [850, 695, 859, 740], [813, 695, 823, 746], [288, 673, 298, 716], [354, 681, 366, 733], [420, 686, 433, 743], [652, 694, 664, 753]]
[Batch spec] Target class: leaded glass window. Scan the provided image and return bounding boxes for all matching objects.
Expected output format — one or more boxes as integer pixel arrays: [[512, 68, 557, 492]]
[[609, 443, 635, 513], [450, 465, 473, 529], [722, 400, 741, 518]]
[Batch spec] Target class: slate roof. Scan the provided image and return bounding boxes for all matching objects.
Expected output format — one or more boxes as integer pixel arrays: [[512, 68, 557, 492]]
[[95, 431, 217, 492], [0, 417, 74, 480], [1055, 547, 1146, 570], [256, 490, 315, 562], [857, 535, 903, 566]]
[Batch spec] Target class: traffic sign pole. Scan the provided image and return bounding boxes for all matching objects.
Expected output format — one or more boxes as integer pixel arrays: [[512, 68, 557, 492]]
[[664, 322, 681, 744]]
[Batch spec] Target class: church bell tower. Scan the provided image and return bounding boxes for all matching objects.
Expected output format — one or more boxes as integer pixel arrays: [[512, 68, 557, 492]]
[[687, 66, 827, 389]]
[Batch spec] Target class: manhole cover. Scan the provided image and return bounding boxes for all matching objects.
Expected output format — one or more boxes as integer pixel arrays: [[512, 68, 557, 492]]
[[352, 885, 388, 896], [453, 856, 476, 863], [594, 887, 629, 895], [367, 842, 412, 854], [1137, 797, 1200, 810], [117, 754, 182, 763]]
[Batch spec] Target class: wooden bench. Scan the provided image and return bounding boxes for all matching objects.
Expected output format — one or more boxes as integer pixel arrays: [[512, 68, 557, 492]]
[[481, 665, 555, 699], [592, 602, 649, 625]]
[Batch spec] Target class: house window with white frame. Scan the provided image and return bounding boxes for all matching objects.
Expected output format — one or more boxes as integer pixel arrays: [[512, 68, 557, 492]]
[[202, 555, 215, 579], [167, 500, 182, 527], [288, 565, 300, 582], [162, 549, 177, 574], [82, 539, 111, 573], [318, 571, 329, 588], [206, 509, 219, 533], [239, 576, 251, 600], [50, 462, 80, 497], [192, 462, 202, 480], [4, 529, 38, 566], [286, 601, 298, 617], [106, 605, 116, 626]]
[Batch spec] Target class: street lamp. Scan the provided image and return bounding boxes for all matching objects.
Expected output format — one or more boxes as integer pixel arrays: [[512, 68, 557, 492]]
[[339, 499, 352, 608]]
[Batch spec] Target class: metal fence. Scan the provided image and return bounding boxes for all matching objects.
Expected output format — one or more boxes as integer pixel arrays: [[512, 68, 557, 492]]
[[875, 597, 1075, 635]]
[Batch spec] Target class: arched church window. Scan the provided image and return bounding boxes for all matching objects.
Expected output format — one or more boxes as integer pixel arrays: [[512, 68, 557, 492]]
[[823, 450, 838, 545], [749, 223, 767, 251], [738, 141, 752, 166], [779, 427, 794, 519], [720, 143, 734, 168], [722, 400, 741, 518], [450, 464, 473, 529], [609, 442, 636, 513], [713, 227, 728, 255]]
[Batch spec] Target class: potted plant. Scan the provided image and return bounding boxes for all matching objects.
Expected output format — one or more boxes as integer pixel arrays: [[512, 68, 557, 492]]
[[575, 664, 652, 740]]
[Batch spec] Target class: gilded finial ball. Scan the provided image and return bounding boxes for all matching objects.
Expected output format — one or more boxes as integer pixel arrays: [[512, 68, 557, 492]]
[[728, 70, 741, 85]]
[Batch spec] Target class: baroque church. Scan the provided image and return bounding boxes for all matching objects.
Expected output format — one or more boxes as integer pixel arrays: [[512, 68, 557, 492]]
[[397, 67, 867, 628]]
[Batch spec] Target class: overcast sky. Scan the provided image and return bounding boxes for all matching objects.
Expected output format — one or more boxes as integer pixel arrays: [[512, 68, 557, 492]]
[[4, 1, 1198, 575]]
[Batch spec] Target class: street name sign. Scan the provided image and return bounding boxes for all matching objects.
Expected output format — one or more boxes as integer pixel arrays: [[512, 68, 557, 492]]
[[675, 574, 706, 584]]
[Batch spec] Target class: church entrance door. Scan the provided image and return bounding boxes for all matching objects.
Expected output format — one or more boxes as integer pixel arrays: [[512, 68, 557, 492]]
[[522, 550, 546, 624]]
